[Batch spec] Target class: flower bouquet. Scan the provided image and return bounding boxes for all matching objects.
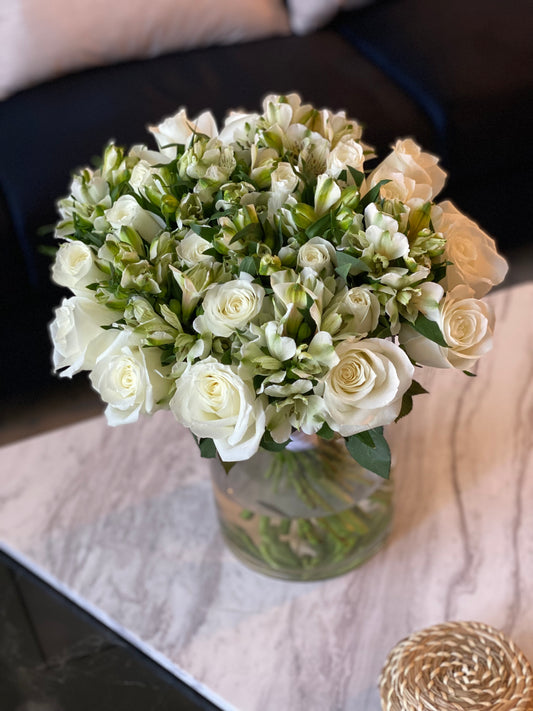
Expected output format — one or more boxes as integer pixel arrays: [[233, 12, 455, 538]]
[[50, 93, 507, 579]]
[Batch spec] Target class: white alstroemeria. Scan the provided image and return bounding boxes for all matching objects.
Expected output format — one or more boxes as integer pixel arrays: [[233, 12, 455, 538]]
[[400, 284, 494, 370], [149, 109, 218, 158], [49, 296, 118, 377], [89, 329, 170, 426], [268, 162, 300, 214], [170, 263, 217, 322], [433, 201, 508, 297], [264, 321, 297, 362], [363, 204, 409, 263], [51, 241, 104, 295], [170, 358, 266, 461], [105, 195, 165, 243], [266, 394, 327, 443], [314, 174, 342, 216], [70, 172, 110, 208], [326, 136, 365, 178], [250, 145, 279, 187], [321, 338, 414, 436], [262, 95, 295, 131], [218, 111, 259, 145], [378, 266, 431, 289], [264, 379, 313, 397], [297, 236, 336, 275], [367, 138, 447, 204], [176, 231, 215, 268], [129, 144, 171, 166], [193, 275, 265, 337], [307, 331, 339, 369]]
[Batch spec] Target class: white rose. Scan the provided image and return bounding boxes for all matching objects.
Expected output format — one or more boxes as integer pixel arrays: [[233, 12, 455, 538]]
[[51, 241, 104, 294], [49, 296, 118, 377], [400, 285, 494, 369], [105, 195, 165, 243], [297, 236, 336, 274], [170, 358, 266, 461], [89, 329, 170, 426], [341, 286, 381, 334], [367, 138, 447, 204], [326, 137, 365, 178], [176, 231, 214, 268], [149, 109, 218, 158], [271, 162, 299, 194], [322, 338, 414, 436], [433, 201, 508, 297], [129, 160, 159, 195], [193, 276, 265, 337]]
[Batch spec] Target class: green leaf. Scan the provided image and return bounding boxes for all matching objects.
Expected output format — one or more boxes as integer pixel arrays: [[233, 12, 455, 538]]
[[220, 349, 233, 365], [463, 370, 477, 377], [189, 223, 219, 241], [345, 427, 391, 479], [347, 166, 365, 188], [317, 422, 336, 440], [229, 221, 263, 245], [395, 379, 429, 422], [360, 179, 390, 209], [239, 255, 257, 276], [260, 431, 291, 452], [199, 438, 217, 459], [305, 212, 332, 239], [412, 314, 448, 347], [335, 251, 369, 281]]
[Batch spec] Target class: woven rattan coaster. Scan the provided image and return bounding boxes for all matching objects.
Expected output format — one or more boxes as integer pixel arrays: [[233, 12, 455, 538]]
[[380, 621, 533, 710]]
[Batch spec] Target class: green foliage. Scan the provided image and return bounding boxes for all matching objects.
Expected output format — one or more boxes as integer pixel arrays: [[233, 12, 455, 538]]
[[395, 380, 429, 422], [412, 314, 448, 347], [345, 427, 391, 479]]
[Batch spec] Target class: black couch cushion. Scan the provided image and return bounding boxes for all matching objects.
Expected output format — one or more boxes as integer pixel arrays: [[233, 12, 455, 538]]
[[336, 0, 533, 248], [0, 30, 434, 397]]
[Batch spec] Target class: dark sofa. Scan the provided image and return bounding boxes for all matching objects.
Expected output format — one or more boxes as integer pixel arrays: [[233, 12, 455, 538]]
[[1, 0, 531, 400]]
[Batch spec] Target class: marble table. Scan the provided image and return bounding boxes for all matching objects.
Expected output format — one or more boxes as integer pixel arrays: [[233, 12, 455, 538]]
[[1, 282, 533, 711]]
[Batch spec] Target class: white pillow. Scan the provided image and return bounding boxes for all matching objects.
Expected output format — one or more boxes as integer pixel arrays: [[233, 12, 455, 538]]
[[287, 0, 373, 35], [0, 0, 290, 99]]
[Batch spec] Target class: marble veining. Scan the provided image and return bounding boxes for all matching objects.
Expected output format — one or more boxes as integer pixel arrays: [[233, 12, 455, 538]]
[[1, 283, 533, 711]]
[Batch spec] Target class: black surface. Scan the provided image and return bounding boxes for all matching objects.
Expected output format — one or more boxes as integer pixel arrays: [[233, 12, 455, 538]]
[[0, 550, 221, 711]]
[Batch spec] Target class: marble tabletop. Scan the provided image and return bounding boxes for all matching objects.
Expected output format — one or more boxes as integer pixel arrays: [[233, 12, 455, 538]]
[[1, 282, 533, 711]]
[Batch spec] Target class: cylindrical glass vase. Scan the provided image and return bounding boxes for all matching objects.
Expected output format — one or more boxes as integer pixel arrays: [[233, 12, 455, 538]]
[[210, 434, 393, 581]]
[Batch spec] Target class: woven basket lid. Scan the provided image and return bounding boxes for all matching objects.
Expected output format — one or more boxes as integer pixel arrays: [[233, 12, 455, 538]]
[[380, 621, 533, 711]]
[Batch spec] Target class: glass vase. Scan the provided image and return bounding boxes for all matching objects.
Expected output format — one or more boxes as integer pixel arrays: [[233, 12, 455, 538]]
[[210, 434, 393, 581]]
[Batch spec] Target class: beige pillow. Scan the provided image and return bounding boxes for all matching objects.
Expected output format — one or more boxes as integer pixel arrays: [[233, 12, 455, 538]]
[[286, 0, 373, 35], [0, 0, 290, 99]]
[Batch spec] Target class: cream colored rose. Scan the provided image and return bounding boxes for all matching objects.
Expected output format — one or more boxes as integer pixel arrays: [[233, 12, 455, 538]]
[[297, 236, 336, 274], [367, 138, 447, 204], [49, 296, 118, 377], [326, 136, 365, 178], [105, 195, 165, 243], [322, 338, 414, 436], [176, 231, 215, 268], [341, 286, 381, 334], [89, 329, 169, 426], [271, 162, 299, 195], [400, 285, 494, 370], [433, 201, 508, 297], [51, 241, 104, 294], [193, 276, 265, 337], [170, 358, 266, 461]]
